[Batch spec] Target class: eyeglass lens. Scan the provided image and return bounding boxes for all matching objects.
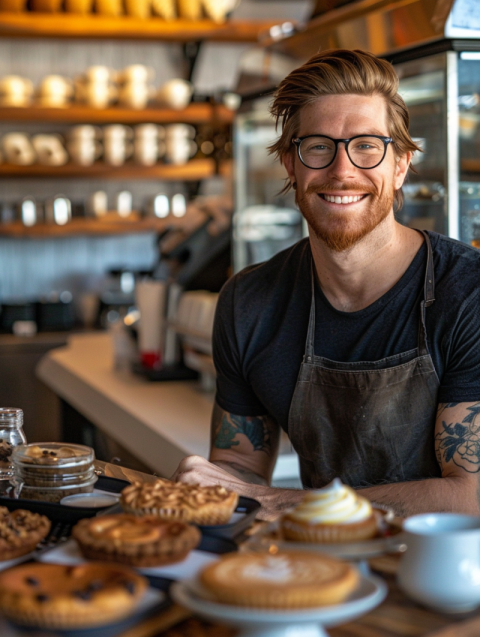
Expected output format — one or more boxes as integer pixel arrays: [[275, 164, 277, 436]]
[[298, 136, 387, 169]]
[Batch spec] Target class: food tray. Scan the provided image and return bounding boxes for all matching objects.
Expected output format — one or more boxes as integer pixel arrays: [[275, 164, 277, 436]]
[[0, 475, 128, 523], [199, 496, 261, 539]]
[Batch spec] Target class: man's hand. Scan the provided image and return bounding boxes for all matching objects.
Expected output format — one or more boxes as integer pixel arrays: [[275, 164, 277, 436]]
[[171, 455, 303, 521]]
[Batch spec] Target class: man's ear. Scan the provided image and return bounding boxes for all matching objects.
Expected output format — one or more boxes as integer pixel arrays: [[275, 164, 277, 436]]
[[394, 151, 413, 190], [283, 150, 296, 185]]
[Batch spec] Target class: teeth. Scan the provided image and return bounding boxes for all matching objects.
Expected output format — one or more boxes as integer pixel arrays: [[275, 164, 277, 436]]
[[323, 195, 363, 204]]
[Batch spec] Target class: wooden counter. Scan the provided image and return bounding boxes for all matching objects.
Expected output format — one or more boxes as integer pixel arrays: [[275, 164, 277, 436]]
[[36, 332, 299, 482]]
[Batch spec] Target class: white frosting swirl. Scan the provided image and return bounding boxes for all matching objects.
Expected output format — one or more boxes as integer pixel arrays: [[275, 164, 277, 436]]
[[287, 478, 372, 525]]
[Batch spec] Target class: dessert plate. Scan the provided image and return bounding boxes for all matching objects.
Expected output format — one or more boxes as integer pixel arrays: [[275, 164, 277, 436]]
[[39, 539, 220, 581], [244, 520, 405, 560], [171, 574, 387, 637]]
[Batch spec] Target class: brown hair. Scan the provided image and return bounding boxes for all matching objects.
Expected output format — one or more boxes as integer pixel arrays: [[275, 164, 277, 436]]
[[269, 49, 421, 211]]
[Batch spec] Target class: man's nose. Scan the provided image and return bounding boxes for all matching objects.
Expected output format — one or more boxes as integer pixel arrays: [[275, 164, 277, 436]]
[[325, 143, 357, 179]]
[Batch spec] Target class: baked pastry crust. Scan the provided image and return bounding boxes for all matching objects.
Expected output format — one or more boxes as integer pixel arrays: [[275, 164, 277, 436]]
[[72, 513, 201, 567], [121, 479, 239, 525], [281, 512, 378, 543], [200, 550, 359, 608], [0, 507, 50, 561], [0, 562, 148, 629]]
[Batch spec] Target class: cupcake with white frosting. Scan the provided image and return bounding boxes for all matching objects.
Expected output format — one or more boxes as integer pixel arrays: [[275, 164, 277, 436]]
[[281, 478, 378, 543]]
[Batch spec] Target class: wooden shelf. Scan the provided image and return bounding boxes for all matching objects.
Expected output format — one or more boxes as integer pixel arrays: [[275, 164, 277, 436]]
[[0, 215, 169, 237], [0, 158, 219, 179], [0, 103, 234, 124], [0, 13, 280, 41]]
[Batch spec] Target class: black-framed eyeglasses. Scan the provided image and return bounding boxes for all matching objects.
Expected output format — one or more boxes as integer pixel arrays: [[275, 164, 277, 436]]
[[292, 134, 394, 170]]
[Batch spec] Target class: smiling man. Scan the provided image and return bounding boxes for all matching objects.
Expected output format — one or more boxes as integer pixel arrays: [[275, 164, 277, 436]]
[[172, 49, 480, 519]]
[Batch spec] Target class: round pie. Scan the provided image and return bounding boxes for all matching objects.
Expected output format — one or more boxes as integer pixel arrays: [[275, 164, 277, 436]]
[[0, 562, 148, 629], [0, 507, 50, 561], [72, 513, 201, 567], [121, 479, 239, 525], [200, 550, 359, 608]]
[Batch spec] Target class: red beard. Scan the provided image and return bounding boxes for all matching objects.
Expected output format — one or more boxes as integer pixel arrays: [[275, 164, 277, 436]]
[[296, 181, 395, 252]]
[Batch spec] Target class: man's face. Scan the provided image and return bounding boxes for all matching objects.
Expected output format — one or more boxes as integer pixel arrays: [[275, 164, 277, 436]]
[[284, 94, 411, 252]]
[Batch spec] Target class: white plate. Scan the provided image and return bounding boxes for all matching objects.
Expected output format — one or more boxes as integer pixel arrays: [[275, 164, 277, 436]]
[[244, 522, 406, 560], [171, 574, 387, 637], [38, 539, 219, 580]]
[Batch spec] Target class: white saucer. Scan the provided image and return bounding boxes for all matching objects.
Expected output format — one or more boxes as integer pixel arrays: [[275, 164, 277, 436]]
[[170, 574, 387, 637]]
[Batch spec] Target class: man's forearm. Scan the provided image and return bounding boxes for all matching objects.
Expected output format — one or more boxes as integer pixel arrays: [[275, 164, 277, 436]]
[[358, 475, 480, 518]]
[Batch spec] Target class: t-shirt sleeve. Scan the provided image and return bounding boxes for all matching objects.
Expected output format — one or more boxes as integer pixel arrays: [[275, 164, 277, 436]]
[[438, 287, 480, 403], [212, 277, 267, 416]]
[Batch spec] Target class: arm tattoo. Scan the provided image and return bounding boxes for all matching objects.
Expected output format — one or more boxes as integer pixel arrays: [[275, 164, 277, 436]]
[[212, 413, 272, 454], [435, 402, 480, 473]]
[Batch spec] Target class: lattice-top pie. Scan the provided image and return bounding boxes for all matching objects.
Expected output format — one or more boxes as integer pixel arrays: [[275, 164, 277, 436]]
[[72, 513, 201, 567], [121, 479, 239, 525]]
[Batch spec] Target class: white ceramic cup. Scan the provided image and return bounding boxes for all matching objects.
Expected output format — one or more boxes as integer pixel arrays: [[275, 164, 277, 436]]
[[398, 513, 480, 613], [2, 132, 36, 165], [0, 75, 34, 106], [68, 125, 101, 141], [31, 134, 68, 166], [119, 64, 155, 84], [133, 137, 158, 166], [104, 138, 133, 166], [38, 75, 73, 98], [118, 82, 153, 109], [156, 78, 193, 110], [67, 138, 101, 166], [86, 190, 108, 217], [85, 65, 112, 84], [103, 124, 133, 141], [83, 81, 114, 109], [164, 137, 197, 165], [165, 123, 196, 140]]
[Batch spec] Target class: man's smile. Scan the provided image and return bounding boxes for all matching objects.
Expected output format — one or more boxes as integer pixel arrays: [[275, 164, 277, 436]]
[[317, 193, 369, 205]]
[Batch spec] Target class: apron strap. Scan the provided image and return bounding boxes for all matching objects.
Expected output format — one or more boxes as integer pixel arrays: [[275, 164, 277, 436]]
[[305, 258, 316, 362], [418, 230, 435, 357]]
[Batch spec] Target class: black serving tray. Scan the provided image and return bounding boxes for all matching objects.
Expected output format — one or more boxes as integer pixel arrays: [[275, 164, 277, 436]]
[[199, 496, 261, 539], [0, 475, 129, 524], [131, 361, 199, 382]]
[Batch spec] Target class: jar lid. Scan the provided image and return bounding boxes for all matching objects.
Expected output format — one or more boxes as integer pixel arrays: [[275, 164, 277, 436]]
[[12, 443, 94, 469], [0, 408, 23, 428]]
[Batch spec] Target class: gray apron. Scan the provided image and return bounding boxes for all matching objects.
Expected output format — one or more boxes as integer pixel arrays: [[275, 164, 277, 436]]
[[287, 231, 441, 489]]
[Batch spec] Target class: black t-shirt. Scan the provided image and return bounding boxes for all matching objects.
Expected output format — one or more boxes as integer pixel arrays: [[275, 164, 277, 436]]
[[213, 232, 480, 432]]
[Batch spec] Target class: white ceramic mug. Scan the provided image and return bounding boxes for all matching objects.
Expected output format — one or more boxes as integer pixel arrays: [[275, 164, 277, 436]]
[[119, 64, 155, 84], [0, 75, 34, 106], [82, 81, 115, 109], [31, 134, 68, 166], [86, 190, 108, 217], [133, 137, 158, 166], [68, 125, 101, 141], [156, 78, 193, 110], [67, 138, 101, 166], [2, 132, 36, 165], [104, 138, 133, 166], [38, 75, 73, 98], [118, 82, 153, 109], [85, 65, 112, 84], [398, 513, 480, 613], [103, 124, 133, 141], [164, 137, 197, 165]]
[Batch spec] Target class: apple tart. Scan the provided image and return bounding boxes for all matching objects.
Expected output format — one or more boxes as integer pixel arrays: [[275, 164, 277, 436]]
[[72, 513, 201, 567], [120, 479, 239, 525]]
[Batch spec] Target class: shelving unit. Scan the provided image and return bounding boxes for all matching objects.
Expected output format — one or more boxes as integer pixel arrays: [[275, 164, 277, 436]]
[[0, 158, 219, 180], [0, 216, 169, 238], [0, 13, 280, 42], [0, 103, 234, 124]]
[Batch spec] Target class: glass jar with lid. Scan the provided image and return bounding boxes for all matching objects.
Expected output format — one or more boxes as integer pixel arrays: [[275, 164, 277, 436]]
[[0, 408, 27, 479]]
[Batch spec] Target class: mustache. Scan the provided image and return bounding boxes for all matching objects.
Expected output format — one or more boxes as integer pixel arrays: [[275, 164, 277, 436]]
[[305, 182, 377, 196]]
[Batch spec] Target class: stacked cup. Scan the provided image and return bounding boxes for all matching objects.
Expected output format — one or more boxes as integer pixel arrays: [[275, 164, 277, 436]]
[[37, 75, 73, 108], [103, 125, 133, 166], [164, 124, 197, 165], [67, 125, 102, 166], [133, 124, 164, 166], [118, 65, 155, 110], [76, 66, 116, 109]]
